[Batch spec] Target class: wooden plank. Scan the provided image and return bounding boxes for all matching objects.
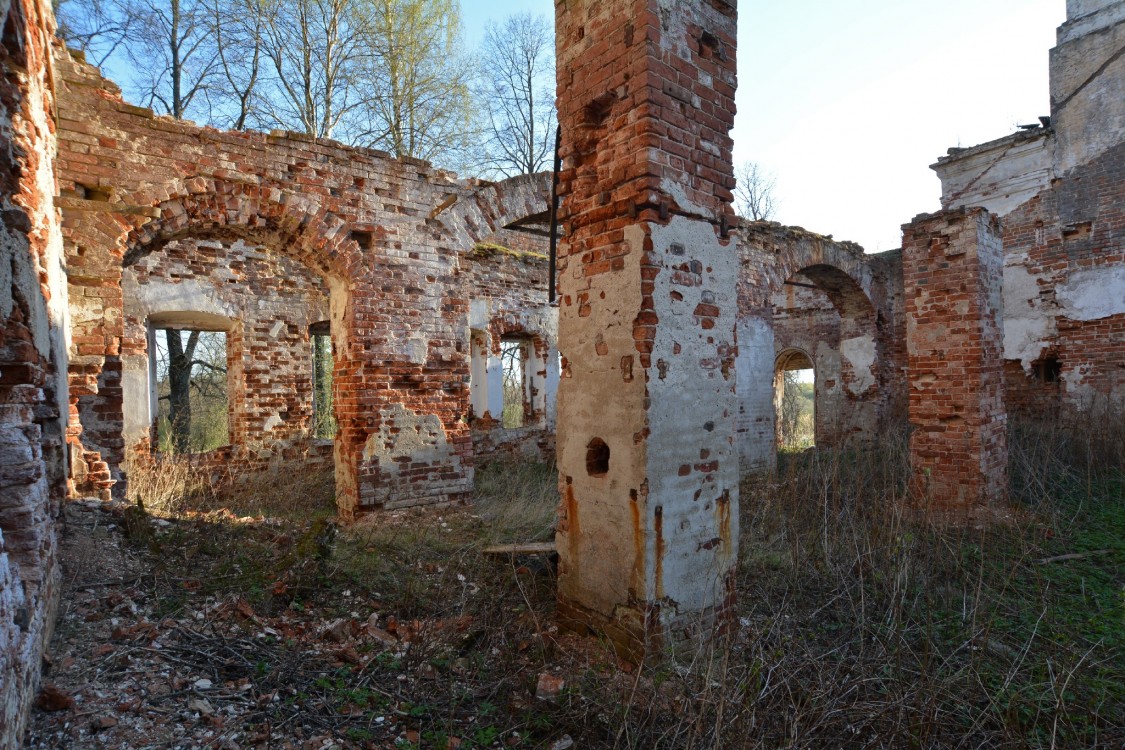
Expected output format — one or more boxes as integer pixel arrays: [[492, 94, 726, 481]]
[[482, 542, 556, 556]]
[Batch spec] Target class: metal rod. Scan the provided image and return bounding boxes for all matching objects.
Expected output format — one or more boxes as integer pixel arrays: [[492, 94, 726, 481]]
[[547, 125, 562, 304]]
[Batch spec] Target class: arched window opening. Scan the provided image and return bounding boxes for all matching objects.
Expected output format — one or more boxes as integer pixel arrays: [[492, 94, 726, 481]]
[[774, 349, 815, 451]]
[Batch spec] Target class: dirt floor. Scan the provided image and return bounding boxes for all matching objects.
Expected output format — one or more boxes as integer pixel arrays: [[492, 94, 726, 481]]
[[23, 446, 1125, 749], [25, 494, 586, 750]]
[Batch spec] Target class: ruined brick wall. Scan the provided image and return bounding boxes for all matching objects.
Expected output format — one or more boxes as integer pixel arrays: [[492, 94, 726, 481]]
[[937, 133, 1125, 419], [122, 238, 331, 456], [933, 2, 1125, 419], [53, 49, 553, 513], [903, 208, 1008, 512], [0, 0, 67, 742], [999, 141, 1125, 416], [463, 237, 558, 463], [735, 224, 908, 467], [771, 280, 845, 445]]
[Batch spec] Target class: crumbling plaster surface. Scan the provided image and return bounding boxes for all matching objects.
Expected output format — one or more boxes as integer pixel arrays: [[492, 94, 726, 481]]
[[735, 315, 774, 471], [1002, 260, 1057, 371], [840, 335, 877, 395], [465, 238, 559, 460], [933, 0, 1125, 414], [1057, 264, 1125, 320], [645, 217, 739, 616], [1051, 0, 1125, 173], [555, 217, 738, 636], [552, 0, 740, 656], [555, 224, 650, 622], [363, 403, 463, 510], [933, 131, 1053, 217]]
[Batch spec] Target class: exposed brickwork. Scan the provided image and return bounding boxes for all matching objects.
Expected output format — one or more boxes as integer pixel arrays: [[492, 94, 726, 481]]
[[932, 3, 1125, 420], [52, 49, 554, 515], [734, 223, 909, 468], [0, 0, 66, 742], [464, 239, 558, 462], [998, 140, 1125, 415], [122, 238, 331, 452], [4, 0, 1115, 740], [553, 0, 740, 659], [903, 208, 1008, 512]]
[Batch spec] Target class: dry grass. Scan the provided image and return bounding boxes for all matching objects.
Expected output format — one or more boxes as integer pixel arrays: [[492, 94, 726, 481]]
[[564, 423, 1123, 749], [125, 451, 336, 520], [108, 427, 1121, 748]]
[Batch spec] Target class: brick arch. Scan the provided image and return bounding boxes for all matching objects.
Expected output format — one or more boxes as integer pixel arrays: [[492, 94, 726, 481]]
[[438, 173, 552, 248], [773, 347, 817, 447], [736, 225, 895, 464], [788, 263, 877, 321], [775, 347, 815, 372], [491, 318, 547, 353], [738, 223, 878, 314], [68, 180, 381, 509], [121, 180, 361, 282], [772, 261, 883, 448]]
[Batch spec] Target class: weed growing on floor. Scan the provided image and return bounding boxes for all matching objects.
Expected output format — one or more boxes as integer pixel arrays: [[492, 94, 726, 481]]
[[102, 435, 1121, 748]]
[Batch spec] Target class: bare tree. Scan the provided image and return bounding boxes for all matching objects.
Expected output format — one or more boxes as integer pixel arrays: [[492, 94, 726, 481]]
[[353, 0, 475, 164], [56, 0, 136, 67], [475, 13, 556, 177], [155, 329, 228, 452], [202, 0, 264, 129], [257, 0, 367, 138], [123, 0, 217, 119], [734, 160, 778, 221]]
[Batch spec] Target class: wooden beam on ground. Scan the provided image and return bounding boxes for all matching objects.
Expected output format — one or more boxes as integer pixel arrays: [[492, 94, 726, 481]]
[[482, 542, 557, 556]]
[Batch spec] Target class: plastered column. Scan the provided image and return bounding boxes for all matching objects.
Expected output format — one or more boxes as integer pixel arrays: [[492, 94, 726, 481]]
[[554, 0, 739, 659], [903, 208, 1008, 514]]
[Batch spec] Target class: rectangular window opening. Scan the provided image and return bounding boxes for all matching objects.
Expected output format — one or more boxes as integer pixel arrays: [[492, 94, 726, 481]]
[[154, 328, 229, 453], [311, 323, 337, 440], [1033, 357, 1061, 384], [501, 337, 530, 429]]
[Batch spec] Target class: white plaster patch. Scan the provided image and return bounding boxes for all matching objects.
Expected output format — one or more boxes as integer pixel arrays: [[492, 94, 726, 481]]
[[735, 315, 775, 471], [363, 403, 448, 465], [839, 335, 876, 394], [263, 414, 283, 432], [1060, 365, 1097, 406], [469, 298, 491, 329], [127, 277, 240, 322], [121, 358, 152, 446], [406, 337, 428, 365], [659, 178, 708, 217], [1056, 264, 1125, 321], [1002, 262, 1056, 371], [269, 320, 285, 338]]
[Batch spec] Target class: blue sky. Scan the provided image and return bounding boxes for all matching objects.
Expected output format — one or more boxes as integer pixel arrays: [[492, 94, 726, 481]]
[[461, 0, 1065, 252]]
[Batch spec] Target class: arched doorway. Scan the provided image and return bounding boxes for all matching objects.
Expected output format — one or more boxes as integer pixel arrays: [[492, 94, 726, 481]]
[[774, 348, 815, 450], [771, 264, 881, 449]]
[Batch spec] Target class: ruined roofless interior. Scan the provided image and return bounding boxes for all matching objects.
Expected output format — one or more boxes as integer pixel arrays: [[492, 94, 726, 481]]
[[3, 0, 1124, 744]]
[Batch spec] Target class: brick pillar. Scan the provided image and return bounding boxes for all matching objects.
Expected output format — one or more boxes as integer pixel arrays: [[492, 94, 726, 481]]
[[902, 208, 1008, 514], [554, 0, 739, 660]]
